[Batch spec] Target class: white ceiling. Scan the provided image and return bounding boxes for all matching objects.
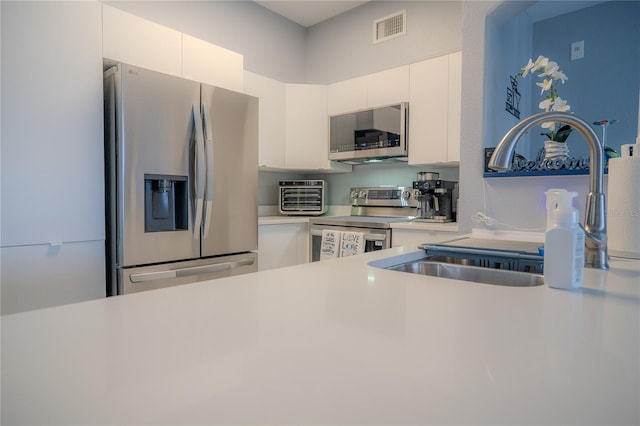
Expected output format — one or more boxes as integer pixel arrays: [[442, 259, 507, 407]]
[[255, 1, 369, 27]]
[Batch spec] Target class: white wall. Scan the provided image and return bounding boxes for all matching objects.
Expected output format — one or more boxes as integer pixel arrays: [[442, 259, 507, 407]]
[[458, 1, 598, 235], [306, 1, 462, 84]]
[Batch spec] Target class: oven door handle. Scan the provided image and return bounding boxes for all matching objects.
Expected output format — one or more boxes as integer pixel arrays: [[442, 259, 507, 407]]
[[310, 229, 387, 241]]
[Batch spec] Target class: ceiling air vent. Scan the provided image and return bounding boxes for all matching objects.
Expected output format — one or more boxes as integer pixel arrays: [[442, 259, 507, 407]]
[[373, 10, 406, 44]]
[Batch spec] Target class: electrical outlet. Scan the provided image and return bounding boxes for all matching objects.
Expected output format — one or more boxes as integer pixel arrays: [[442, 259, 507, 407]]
[[571, 40, 584, 60]]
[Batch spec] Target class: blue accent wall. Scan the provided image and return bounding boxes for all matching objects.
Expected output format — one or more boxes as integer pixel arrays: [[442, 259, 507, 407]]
[[531, 1, 640, 158]]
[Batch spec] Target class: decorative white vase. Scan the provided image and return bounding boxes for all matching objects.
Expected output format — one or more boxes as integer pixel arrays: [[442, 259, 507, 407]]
[[544, 140, 569, 161]]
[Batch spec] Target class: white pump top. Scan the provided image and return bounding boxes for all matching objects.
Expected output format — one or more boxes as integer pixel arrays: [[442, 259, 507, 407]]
[[545, 189, 579, 228]]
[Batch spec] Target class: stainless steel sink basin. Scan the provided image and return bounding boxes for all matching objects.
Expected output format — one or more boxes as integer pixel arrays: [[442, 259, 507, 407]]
[[385, 259, 544, 287], [369, 238, 546, 287]]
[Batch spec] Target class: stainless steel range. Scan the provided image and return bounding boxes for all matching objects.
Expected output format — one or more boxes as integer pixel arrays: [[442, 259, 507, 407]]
[[309, 186, 418, 262]]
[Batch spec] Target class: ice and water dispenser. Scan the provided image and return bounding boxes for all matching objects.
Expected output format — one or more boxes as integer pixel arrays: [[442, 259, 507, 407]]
[[144, 174, 188, 232]]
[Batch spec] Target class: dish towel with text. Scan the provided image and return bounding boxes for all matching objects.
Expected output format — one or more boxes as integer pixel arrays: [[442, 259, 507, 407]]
[[320, 230, 342, 260], [339, 231, 365, 257]]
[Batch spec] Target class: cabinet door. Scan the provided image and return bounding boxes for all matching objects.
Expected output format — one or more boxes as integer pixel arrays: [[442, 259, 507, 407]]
[[1, 1, 104, 247], [182, 34, 243, 92], [285, 84, 330, 170], [447, 52, 462, 162], [327, 77, 368, 116], [408, 55, 449, 165], [243, 71, 286, 169], [1, 241, 106, 315], [258, 223, 309, 271], [366, 65, 410, 108], [102, 4, 182, 76]]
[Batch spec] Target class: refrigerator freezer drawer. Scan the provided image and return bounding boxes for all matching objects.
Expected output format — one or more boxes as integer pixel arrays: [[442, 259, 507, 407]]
[[119, 252, 258, 294]]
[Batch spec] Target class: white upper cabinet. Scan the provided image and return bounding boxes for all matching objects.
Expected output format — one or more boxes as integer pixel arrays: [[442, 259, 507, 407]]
[[182, 34, 243, 92], [447, 51, 462, 162], [102, 4, 182, 76], [285, 85, 351, 172], [285, 84, 331, 170], [327, 65, 410, 116], [103, 5, 244, 92], [327, 77, 368, 115], [366, 66, 410, 109], [245, 77, 350, 172], [408, 52, 462, 165], [243, 71, 287, 169]]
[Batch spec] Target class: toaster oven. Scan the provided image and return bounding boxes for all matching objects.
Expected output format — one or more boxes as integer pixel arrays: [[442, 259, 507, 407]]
[[279, 180, 327, 216]]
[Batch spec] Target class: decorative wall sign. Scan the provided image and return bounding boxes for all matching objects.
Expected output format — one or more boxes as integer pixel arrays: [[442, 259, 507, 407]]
[[505, 75, 521, 119], [484, 147, 590, 175]]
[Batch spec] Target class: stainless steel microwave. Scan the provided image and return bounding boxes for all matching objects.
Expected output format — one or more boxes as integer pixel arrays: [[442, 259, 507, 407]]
[[329, 102, 408, 162]]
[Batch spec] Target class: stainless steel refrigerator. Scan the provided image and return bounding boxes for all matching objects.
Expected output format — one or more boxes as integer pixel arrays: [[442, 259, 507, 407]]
[[104, 62, 258, 296]]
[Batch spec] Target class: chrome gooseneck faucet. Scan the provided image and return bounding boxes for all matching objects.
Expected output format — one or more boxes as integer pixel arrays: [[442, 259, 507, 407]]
[[488, 111, 609, 270]]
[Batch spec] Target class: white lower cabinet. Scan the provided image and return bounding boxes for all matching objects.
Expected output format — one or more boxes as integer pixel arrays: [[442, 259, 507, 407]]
[[258, 222, 309, 271], [392, 229, 458, 249], [1, 241, 106, 315]]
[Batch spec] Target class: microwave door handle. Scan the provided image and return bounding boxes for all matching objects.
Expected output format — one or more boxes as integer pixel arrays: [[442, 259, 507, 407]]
[[201, 102, 214, 237], [192, 103, 205, 237]]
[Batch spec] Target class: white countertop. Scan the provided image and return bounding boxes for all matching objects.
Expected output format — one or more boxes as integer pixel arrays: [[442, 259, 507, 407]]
[[2, 247, 639, 425], [391, 220, 459, 232], [259, 215, 460, 232]]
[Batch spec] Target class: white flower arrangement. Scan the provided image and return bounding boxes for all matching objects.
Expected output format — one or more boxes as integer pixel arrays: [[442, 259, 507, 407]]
[[519, 56, 573, 142]]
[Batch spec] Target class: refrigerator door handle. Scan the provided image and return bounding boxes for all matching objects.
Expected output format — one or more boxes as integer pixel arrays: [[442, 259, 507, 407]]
[[202, 102, 214, 237], [128, 257, 256, 283], [192, 103, 206, 238]]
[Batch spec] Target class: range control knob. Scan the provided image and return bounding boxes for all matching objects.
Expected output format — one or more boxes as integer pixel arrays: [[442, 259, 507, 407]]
[[413, 189, 422, 199], [359, 190, 367, 199], [401, 190, 411, 200], [350, 190, 359, 200]]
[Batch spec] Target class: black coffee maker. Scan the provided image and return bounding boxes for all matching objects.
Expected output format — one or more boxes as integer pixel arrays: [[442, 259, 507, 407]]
[[412, 172, 458, 222]]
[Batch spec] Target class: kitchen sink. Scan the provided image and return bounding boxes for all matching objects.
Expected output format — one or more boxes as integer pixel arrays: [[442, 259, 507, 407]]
[[368, 237, 546, 287], [383, 257, 544, 287]]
